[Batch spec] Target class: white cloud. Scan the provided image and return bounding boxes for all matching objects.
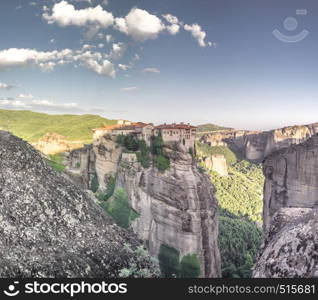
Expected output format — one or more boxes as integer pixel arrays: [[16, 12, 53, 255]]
[[109, 42, 125, 60], [39, 61, 57, 72], [142, 67, 160, 74], [0, 99, 28, 108], [122, 86, 137, 92], [43, 1, 114, 28], [105, 34, 112, 43], [118, 64, 130, 71], [0, 82, 15, 90], [115, 8, 165, 41], [184, 23, 208, 47], [18, 94, 34, 99], [0, 47, 115, 77], [50, 38, 56, 43], [162, 14, 180, 25], [81, 57, 115, 77], [0, 48, 73, 71], [167, 24, 180, 35]]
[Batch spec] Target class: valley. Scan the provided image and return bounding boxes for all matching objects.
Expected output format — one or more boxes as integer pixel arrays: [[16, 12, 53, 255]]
[[1, 109, 318, 278]]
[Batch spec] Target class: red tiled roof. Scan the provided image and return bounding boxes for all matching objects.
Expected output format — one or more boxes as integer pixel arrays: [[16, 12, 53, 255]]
[[155, 123, 197, 130]]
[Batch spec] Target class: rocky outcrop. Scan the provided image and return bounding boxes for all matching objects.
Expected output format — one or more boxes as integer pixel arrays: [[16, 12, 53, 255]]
[[253, 134, 318, 277], [34, 133, 84, 155], [200, 155, 228, 176], [253, 207, 318, 277], [0, 131, 158, 277], [67, 135, 221, 278], [200, 123, 318, 162], [262, 134, 318, 231]]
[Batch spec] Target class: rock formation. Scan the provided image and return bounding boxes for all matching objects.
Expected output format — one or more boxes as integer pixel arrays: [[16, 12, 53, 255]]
[[200, 155, 228, 176], [262, 134, 318, 231], [253, 134, 318, 277], [200, 122, 318, 162], [0, 131, 158, 277], [34, 133, 84, 155], [67, 134, 221, 278]]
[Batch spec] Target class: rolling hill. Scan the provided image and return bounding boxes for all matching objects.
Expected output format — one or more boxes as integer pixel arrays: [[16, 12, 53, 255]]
[[0, 109, 117, 142], [197, 123, 233, 133]]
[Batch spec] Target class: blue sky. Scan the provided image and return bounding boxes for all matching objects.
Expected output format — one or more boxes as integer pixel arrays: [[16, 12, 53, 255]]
[[0, 0, 317, 130]]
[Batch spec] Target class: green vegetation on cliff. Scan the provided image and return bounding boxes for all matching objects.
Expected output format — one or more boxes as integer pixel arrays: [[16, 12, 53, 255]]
[[48, 153, 66, 172], [180, 254, 201, 278], [0, 109, 117, 142], [196, 142, 264, 278], [212, 160, 264, 224], [100, 188, 139, 229], [196, 142, 238, 165], [219, 216, 262, 278], [158, 244, 201, 278]]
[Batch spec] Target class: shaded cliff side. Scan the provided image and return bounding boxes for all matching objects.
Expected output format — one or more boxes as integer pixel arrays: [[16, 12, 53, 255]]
[[67, 134, 221, 278], [0, 131, 158, 277], [200, 122, 318, 162], [254, 135, 318, 277]]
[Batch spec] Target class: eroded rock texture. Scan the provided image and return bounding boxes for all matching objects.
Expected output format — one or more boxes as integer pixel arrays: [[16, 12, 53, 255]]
[[0, 131, 158, 277], [200, 123, 318, 162], [262, 135, 318, 231], [254, 135, 318, 278], [67, 135, 221, 277]]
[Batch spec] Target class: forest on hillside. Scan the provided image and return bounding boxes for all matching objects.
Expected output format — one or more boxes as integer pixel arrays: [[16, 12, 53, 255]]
[[196, 142, 264, 278]]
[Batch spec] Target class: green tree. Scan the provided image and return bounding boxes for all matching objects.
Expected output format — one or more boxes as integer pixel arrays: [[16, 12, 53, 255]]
[[180, 254, 201, 278], [90, 174, 99, 193], [136, 140, 151, 168], [101, 188, 139, 229], [155, 154, 170, 171], [151, 134, 164, 155], [158, 244, 180, 278]]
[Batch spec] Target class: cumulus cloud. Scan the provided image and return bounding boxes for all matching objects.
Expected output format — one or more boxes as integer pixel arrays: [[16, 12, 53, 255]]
[[142, 67, 160, 74], [0, 48, 73, 71], [0, 47, 116, 77], [109, 42, 126, 60], [162, 14, 180, 25], [115, 8, 165, 41], [167, 24, 180, 35], [0, 82, 15, 90], [184, 23, 208, 47], [122, 86, 137, 92], [77, 53, 115, 77], [43, 1, 114, 28]]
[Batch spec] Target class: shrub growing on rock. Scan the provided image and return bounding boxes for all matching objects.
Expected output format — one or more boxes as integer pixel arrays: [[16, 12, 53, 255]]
[[158, 244, 180, 278], [180, 254, 201, 278]]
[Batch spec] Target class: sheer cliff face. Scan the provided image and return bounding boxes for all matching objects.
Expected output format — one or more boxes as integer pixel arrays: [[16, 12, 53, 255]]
[[253, 135, 318, 277], [0, 131, 158, 277], [69, 135, 221, 278], [262, 135, 318, 231], [200, 123, 318, 162]]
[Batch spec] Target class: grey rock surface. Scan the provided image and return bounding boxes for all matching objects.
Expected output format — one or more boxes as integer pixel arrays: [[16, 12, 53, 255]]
[[67, 135, 221, 277], [254, 134, 318, 278], [0, 131, 158, 277], [200, 122, 318, 162]]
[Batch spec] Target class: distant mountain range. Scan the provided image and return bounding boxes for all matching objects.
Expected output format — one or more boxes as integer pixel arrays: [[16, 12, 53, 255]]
[[0, 109, 117, 142]]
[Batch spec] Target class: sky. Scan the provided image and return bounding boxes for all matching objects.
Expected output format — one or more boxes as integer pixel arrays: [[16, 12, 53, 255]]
[[0, 0, 318, 130]]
